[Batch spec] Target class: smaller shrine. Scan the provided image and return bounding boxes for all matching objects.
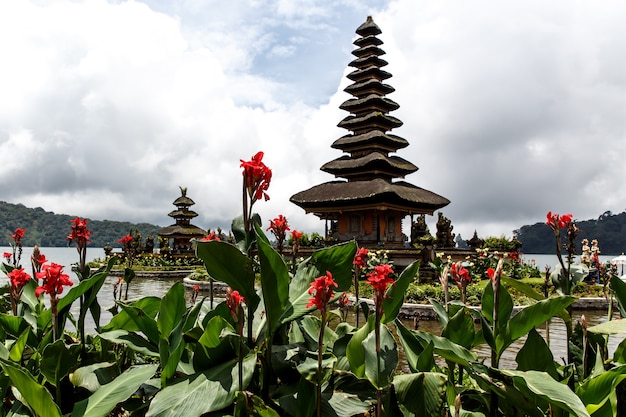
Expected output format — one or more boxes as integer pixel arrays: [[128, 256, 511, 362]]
[[158, 187, 206, 254]]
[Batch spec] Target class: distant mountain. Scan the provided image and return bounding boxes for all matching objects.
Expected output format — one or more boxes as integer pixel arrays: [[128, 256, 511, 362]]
[[0, 201, 162, 248], [514, 211, 626, 255]]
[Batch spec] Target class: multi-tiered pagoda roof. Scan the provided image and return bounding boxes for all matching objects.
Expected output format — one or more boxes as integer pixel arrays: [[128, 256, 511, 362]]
[[158, 187, 206, 252], [290, 16, 449, 246]]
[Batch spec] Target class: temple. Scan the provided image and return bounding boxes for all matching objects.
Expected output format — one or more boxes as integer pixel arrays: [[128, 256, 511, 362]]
[[290, 16, 449, 248], [158, 187, 207, 253]]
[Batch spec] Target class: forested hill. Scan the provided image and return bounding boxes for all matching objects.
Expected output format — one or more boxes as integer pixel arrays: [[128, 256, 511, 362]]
[[515, 211, 626, 255], [0, 201, 162, 248]]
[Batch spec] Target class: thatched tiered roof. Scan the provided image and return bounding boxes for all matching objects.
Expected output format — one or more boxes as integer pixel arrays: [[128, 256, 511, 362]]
[[291, 16, 449, 218]]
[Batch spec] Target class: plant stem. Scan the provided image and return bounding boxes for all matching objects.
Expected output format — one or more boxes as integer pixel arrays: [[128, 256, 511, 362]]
[[316, 311, 326, 417]]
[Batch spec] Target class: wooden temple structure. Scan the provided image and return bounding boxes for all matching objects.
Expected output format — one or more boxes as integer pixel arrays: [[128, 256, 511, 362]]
[[158, 187, 206, 253], [290, 16, 450, 249]]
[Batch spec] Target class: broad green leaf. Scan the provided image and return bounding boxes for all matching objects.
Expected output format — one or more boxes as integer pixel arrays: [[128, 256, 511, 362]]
[[395, 319, 428, 373], [382, 261, 419, 323], [71, 364, 158, 417], [256, 225, 290, 335], [146, 354, 256, 417], [411, 330, 477, 368], [69, 362, 118, 392], [101, 296, 161, 333], [306, 241, 357, 292], [610, 276, 626, 317], [515, 328, 558, 379], [442, 306, 476, 349], [346, 315, 375, 377], [577, 364, 626, 415], [0, 315, 30, 338], [614, 338, 626, 363], [393, 372, 447, 416], [40, 339, 81, 386], [57, 266, 112, 313], [9, 329, 30, 363], [588, 319, 626, 335], [507, 296, 575, 342], [195, 240, 260, 313], [0, 359, 62, 417], [501, 277, 545, 301], [193, 316, 239, 371], [481, 281, 514, 334], [429, 299, 449, 327], [98, 329, 159, 357], [502, 369, 590, 417], [363, 324, 398, 389], [157, 282, 186, 338], [551, 264, 589, 295], [298, 315, 338, 352], [296, 353, 337, 385]]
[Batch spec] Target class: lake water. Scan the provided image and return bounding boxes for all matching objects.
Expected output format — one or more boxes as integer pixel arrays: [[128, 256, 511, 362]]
[[2, 247, 625, 368]]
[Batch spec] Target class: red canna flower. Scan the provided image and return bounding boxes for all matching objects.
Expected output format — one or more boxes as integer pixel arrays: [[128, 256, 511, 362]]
[[338, 292, 350, 307], [291, 230, 303, 242], [450, 262, 471, 285], [201, 230, 221, 241], [307, 271, 338, 310], [546, 211, 573, 231], [366, 264, 395, 294], [35, 262, 73, 298], [267, 214, 290, 236], [353, 247, 369, 268], [11, 228, 25, 243], [7, 268, 31, 290], [118, 235, 133, 245], [487, 267, 495, 281], [241, 151, 272, 202], [3, 252, 11, 260], [193, 284, 200, 291], [67, 217, 92, 246], [226, 288, 246, 322]]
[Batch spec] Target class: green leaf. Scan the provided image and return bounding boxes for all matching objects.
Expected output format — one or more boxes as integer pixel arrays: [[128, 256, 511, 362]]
[[481, 281, 514, 334], [69, 362, 118, 392], [346, 315, 375, 377], [0, 359, 62, 417], [610, 275, 626, 317], [382, 261, 419, 324], [501, 369, 591, 417], [98, 329, 159, 357], [550, 264, 589, 295], [9, 329, 30, 362], [393, 372, 447, 416], [588, 319, 626, 335], [442, 306, 476, 349], [256, 224, 290, 335], [363, 324, 398, 389], [71, 364, 158, 417], [395, 319, 424, 372], [296, 353, 337, 385], [146, 354, 256, 417], [101, 296, 161, 333], [234, 391, 281, 416], [307, 241, 357, 292], [193, 316, 239, 371], [195, 240, 260, 313], [40, 340, 81, 386], [157, 282, 186, 338], [577, 364, 626, 415], [515, 328, 558, 379], [506, 296, 575, 343], [411, 330, 477, 368]]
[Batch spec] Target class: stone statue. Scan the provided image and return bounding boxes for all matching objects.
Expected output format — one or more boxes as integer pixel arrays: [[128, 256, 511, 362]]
[[411, 214, 429, 244], [435, 212, 455, 248]]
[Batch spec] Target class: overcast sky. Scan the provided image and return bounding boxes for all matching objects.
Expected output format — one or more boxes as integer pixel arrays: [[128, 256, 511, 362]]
[[2, 0, 626, 244]]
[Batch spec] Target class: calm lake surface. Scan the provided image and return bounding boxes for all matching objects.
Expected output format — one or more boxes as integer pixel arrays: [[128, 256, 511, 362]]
[[2, 247, 625, 369]]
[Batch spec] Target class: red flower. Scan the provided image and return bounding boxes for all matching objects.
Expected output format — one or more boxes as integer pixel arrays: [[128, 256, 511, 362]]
[[226, 288, 245, 322], [509, 251, 520, 261], [7, 268, 31, 290], [3, 252, 11, 260], [67, 217, 92, 246], [450, 262, 471, 285], [241, 151, 272, 202], [338, 292, 350, 307], [34, 253, 47, 267], [366, 264, 395, 294], [193, 284, 200, 291], [353, 247, 369, 268], [307, 271, 338, 310], [267, 214, 290, 236], [35, 262, 73, 298], [118, 235, 133, 245], [291, 230, 303, 242], [546, 211, 573, 231], [11, 228, 25, 243], [201, 231, 221, 241]]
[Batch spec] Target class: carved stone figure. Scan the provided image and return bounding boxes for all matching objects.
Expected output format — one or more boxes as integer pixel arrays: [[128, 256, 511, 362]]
[[435, 212, 455, 248]]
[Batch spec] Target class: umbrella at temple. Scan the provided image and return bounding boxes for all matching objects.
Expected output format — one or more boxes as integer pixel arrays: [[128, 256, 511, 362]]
[[611, 253, 626, 275]]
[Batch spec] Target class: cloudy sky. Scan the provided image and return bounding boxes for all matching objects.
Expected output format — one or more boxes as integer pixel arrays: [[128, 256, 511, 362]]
[[2, 0, 626, 243]]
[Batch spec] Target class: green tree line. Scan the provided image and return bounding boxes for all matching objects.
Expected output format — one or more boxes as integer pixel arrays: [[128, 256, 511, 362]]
[[515, 210, 626, 255], [0, 201, 162, 248]]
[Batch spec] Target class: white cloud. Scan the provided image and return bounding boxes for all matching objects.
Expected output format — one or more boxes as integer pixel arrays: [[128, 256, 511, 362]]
[[1, 0, 626, 250]]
